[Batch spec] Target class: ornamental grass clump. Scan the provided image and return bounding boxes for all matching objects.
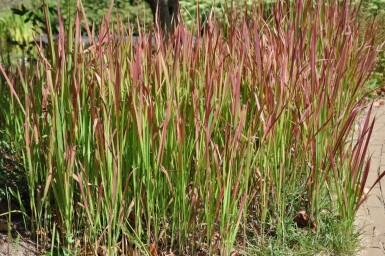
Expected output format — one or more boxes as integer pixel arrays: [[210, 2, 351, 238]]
[[1, 0, 384, 255]]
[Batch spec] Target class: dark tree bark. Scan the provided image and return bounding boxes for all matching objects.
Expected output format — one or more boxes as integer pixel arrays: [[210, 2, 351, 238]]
[[144, 0, 179, 33]]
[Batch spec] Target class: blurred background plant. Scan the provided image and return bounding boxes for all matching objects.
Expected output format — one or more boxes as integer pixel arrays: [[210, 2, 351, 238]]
[[362, 0, 385, 14], [359, 0, 385, 96], [0, 0, 265, 67]]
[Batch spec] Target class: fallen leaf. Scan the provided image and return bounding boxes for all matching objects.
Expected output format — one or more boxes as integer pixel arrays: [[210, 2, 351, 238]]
[[149, 243, 158, 256], [293, 210, 317, 229]]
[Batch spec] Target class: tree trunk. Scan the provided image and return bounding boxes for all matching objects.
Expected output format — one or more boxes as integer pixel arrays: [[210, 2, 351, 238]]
[[144, 0, 179, 33]]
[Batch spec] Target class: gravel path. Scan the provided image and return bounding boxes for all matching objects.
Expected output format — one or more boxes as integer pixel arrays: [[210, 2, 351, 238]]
[[356, 100, 385, 255]]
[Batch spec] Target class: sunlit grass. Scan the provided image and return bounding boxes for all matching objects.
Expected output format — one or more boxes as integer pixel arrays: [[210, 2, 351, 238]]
[[1, 0, 384, 255]]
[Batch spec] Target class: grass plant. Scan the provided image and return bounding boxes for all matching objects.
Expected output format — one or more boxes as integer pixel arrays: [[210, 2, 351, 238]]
[[1, 0, 384, 255]]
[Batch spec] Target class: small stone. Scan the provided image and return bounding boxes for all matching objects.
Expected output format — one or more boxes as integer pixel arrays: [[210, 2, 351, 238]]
[[373, 100, 384, 107]]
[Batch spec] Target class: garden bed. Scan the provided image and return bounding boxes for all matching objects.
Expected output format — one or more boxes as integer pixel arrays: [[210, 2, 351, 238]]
[[1, 0, 385, 255]]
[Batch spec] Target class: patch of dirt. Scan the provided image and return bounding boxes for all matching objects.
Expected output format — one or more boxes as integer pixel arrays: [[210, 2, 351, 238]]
[[0, 145, 37, 255], [0, 233, 37, 256]]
